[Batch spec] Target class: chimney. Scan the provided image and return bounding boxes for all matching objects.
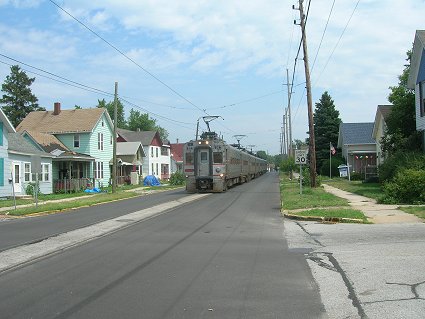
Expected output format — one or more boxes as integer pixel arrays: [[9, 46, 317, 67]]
[[53, 102, 61, 115], [176, 138, 179, 144]]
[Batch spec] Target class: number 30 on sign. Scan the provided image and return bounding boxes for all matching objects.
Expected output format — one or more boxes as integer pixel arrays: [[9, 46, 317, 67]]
[[295, 150, 307, 164]]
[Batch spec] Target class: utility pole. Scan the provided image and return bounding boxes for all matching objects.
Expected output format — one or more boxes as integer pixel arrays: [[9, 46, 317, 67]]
[[295, 0, 317, 187], [286, 68, 293, 157], [282, 114, 286, 156], [112, 82, 118, 193], [285, 108, 290, 156]]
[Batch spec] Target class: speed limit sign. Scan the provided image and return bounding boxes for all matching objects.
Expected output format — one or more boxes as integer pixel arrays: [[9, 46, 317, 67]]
[[295, 150, 307, 164]]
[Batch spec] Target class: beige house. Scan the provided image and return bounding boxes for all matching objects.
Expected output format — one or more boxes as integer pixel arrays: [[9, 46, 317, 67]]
[[372, 105, 392, 165]]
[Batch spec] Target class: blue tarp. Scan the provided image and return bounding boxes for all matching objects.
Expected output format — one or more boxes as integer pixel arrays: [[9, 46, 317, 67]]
[[143, 175, 161, 186], [84, 187, 102, 193]]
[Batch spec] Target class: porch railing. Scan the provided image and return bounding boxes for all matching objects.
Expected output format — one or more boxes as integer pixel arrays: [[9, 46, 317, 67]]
[[53, 178, 92, 193]]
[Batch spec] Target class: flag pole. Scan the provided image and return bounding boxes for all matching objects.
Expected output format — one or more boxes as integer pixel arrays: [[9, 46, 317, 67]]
[[329, 142, 332, 179]]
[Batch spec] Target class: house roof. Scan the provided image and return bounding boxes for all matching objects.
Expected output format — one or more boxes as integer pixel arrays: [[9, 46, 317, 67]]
[[0, 108, 16, 133], [8, 133, 52, 157], [170, 143, 184, 162], [339, 122, 376, 146], [117, 129, 161, 146], [408, 30, 425, 89], [117, 141, 146, 157], [16, 107, 110, 134], [23, 130, 69, 153], [372, 105, 392, 138]]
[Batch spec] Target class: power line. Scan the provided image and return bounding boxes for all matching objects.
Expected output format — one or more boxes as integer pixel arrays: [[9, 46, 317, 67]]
[[207, 90, 284, 110], [310, 0, 336, 74], [0, 54, 197, 130], [48, 0, 209, 115], [313, 0, 361, 86]]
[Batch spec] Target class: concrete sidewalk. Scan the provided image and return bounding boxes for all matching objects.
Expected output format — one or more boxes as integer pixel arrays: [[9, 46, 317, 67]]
[[322, 184, 423, 224]]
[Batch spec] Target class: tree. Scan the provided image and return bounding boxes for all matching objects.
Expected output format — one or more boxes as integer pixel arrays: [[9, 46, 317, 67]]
[[0, 65, 45, 127], [127, 108, 169, 140], [313, 91, 341, 172], [381, 50, 422, 155], [97, 98, 126, 129]]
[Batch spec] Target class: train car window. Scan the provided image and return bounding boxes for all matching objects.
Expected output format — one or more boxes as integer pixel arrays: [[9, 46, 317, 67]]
[[213, 152, 223, 164], [185, 153, 193, 164], [201, 152, 208, 163]]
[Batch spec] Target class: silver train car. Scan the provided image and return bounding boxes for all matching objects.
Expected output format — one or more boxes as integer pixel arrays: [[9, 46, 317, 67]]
[[183, 132, 267, 192]]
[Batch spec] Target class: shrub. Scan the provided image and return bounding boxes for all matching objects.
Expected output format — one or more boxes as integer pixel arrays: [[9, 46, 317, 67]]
[[320, 156, 345, 177], [350, 172, 363, 181], [169, 171, 185, 185], [382, 169, 425, 204], [301, 167, 322, 187], [280, 157, 296, 173], [378, 151, 425, 183], [25, 182, 41, 196]]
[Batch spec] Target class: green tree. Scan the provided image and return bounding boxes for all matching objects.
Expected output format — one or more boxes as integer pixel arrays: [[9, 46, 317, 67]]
[[313, 91, 341, 172], [0, 65, 45, 127], [381, 50, 422, 154], [127, 108, 169, 140], [97, 98, 127, 129]]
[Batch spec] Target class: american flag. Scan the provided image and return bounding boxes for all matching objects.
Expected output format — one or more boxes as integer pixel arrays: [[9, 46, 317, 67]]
[[330, 143, 336, 155]]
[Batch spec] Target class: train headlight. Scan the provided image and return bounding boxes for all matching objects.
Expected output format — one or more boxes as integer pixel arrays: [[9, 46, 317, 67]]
[[205, 141, 209, 144], [219, 173, 224, 178], [215, 167, 221, 173]]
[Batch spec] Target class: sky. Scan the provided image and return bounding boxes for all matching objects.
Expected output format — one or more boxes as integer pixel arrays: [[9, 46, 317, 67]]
[[0, 0, 423, 155]]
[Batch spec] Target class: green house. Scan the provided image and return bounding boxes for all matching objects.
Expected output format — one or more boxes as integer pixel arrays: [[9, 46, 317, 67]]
[[17, 103, 114, 192]]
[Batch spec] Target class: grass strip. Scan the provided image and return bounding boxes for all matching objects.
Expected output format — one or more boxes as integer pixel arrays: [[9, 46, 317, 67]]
[[4, 192, 141, 216], [290, 208, 367, 220], [399, 206, 425, 219]]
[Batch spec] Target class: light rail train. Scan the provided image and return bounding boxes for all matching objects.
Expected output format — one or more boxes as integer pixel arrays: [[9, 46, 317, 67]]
[[183, 132, 267, 192]]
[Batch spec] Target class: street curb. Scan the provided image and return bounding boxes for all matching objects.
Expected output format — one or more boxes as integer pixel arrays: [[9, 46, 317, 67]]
[[282, 212, 365, 224]]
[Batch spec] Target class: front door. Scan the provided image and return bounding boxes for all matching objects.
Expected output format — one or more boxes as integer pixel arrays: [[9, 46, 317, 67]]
[[13, 162, 21, 194], [197, 149, 210, 177]]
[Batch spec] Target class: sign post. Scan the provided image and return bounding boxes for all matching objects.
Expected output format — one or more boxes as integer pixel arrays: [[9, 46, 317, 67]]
[[295, 150, 307, 195]]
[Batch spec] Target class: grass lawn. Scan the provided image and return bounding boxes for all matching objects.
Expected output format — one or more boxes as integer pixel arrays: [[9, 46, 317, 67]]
[[280, 179, 349, 210], [324, 178, 383, 201], [399, 206, 425, 219], [280, 174, 368, 223]]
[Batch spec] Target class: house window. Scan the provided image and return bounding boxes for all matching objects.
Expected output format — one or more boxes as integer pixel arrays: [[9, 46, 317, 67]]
[[185, 153, 193, 164], [151, 163, 154, 175], [151, 147, 154, 157], [156, 163, 159, 176], [74, 134, 80, 148], [110, 135, 113, 145], [24, 163, 31, 182], [41, 163, 50, 182], [102, 120, 104, 127], [161, 147, 168, 156], [98, 133, 104, 150], [156, 148, 158, 157], [95, 162, 104, 179], [420, 81, 425, 117]]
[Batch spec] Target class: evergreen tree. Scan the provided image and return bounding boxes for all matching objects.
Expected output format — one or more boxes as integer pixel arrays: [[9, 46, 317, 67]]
[[313, 91, 341, 172], [381, 50, 422, 154], [0, 65, 45, 127], [97, 98, 126, 129]]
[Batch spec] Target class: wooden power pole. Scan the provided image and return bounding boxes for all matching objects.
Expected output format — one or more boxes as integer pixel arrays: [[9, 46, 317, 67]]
[[296, 0, 317, 187]]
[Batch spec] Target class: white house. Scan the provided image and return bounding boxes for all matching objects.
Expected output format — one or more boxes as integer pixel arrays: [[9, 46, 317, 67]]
[[407, 29, 425, 152]]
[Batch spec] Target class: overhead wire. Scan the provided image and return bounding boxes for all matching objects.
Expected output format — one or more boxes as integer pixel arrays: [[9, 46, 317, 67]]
[[48, 0, 209, 116], [313, 0, 361, 86], [0, 54, 196, 130]]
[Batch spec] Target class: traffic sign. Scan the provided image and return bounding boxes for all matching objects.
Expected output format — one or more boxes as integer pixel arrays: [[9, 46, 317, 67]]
[[295, 150, 307, 165]]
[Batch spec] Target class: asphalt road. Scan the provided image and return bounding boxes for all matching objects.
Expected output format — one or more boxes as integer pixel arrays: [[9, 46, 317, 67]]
[[0, 188, 189, 252], [0, 172, 326, 319], [284, 219, 425, 318]]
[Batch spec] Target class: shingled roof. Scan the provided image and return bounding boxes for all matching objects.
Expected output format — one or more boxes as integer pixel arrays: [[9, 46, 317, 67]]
[[8, 133, 52, 157], [117, 129, 161, 146], [16, 107, 109, 134], [339, 122, 376, 145]]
